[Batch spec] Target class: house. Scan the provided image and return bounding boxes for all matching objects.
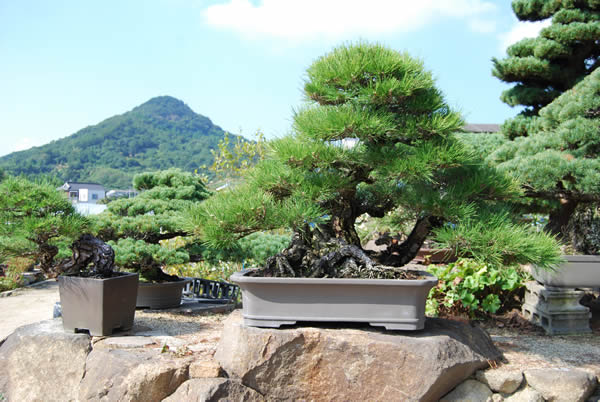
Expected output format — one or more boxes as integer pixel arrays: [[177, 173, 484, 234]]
[[463, 123, 501, 133], [59, 182, 106, 204]]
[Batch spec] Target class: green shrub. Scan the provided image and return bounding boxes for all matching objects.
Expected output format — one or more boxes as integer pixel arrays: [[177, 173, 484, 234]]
[[0, 257, 33, 292], [165, 260, 243, 283], [426, 258, 530, 318]]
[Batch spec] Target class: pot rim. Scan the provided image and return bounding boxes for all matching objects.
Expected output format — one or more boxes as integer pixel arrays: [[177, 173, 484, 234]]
[[560, 254, 600, 262], [58, 271, 139, 282], [232, 268, 438, 286], [138, 278, 192, 287]]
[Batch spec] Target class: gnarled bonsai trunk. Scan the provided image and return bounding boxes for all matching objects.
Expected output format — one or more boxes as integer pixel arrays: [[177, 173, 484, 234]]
[[56, 234, 116, 278], [546, 198, 578, 239], [132, 255, 179, 282], [260, 214, 441, 279]]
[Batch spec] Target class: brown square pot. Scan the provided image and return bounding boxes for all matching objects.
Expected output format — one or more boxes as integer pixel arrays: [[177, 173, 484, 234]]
[[58, 272, 139, 336]]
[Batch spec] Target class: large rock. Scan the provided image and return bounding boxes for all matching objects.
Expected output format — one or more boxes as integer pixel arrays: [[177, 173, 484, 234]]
[[216, 311, 502, 402], [524, 368, 597, 402], [0, 319, 91, 402], [78, 348, 191, 401], [504, 386, 544, 402], [476, 368, 524, 394], [439, 379, 492, 401], [163, 378, 265, 402]]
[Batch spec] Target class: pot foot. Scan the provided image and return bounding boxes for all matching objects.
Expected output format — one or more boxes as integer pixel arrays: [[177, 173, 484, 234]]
[[244, 318, 297, 328], [369, 321, 423, 331]]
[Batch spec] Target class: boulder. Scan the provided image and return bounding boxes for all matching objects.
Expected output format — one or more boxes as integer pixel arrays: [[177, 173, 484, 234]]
[[440, 379, 492, 401], [189, 359, 224, 378], [504, 386, 544, 402], [78, 348, 190, 401], [163, 378, 265, 402], [216, 311, 502, 402], [524, 368, 597, 402], [0, 319, 91, 402], [489, 394, 505, 402], [476, 368, 523, 394]]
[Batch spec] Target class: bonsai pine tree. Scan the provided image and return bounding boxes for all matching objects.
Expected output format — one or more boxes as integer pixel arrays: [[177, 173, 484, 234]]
[[489, 67, 600, 250], [493, 0, 600, 122], [94, 168, 210, 282], [187, 43, 560, 278], [0, 176, 97, 277]]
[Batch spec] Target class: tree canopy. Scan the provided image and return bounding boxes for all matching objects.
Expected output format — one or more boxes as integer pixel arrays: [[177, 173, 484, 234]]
[[492, 0, 600, 117], [187, 43, 560, 278], [489, 67, 600, 244], [0, 176, 89, 276], [94, 169, 210, 281]]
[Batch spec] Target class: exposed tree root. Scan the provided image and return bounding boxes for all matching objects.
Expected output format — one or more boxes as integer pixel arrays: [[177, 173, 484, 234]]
[[257, 219, 433, 280]]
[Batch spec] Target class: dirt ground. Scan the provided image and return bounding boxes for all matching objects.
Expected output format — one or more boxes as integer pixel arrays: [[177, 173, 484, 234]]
[[0, 281, 60, 342]]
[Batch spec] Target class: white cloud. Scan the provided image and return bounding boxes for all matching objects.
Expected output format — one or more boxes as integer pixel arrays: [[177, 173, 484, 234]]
[[499, 19, 551, 52], [203, 0, 497, 41]]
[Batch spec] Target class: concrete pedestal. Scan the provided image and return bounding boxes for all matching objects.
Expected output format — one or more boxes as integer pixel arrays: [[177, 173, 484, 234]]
[[522, 281, 591, 335]]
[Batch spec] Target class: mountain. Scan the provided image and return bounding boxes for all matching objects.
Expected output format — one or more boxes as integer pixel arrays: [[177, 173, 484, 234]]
[[0, 96, 233, 189]]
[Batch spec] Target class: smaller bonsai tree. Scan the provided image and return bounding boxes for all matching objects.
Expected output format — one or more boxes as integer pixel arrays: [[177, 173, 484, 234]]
[[489, 67, 600, 253], [187, 42, 561, 278], [0, 176, 116, 278], [94, 168, 210, 282]]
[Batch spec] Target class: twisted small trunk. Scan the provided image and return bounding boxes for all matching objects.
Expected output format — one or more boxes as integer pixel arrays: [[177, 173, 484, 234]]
[[546, 198, 578, 240], [38, 243, 59, 276], [374, 216, 443, 266]]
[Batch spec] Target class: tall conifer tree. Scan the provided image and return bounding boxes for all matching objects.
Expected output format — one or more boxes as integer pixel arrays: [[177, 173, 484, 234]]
[[493, 0, 600, 120]]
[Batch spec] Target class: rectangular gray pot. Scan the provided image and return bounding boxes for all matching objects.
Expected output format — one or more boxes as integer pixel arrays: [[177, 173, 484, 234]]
[[136, 278, 191, 309], [58, 272, 139, 336], [531, 255, 600, 288], [231, 269, 438, 330]]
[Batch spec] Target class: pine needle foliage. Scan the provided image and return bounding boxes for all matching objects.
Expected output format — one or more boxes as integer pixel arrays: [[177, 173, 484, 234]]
[[94, 168, 210, 281], [488, 67, 600, 242], [493, 0, 600, 118], [186, 43, 561, 276], [0, 176, 89, 275]]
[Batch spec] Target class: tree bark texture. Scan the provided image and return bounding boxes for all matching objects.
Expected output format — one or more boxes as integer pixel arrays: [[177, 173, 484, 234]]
[[56, 234, 116, 278], [259, 215, 439, 279]]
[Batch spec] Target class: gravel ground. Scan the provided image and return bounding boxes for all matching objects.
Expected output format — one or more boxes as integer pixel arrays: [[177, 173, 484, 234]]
[[489, 330, 600, 377]]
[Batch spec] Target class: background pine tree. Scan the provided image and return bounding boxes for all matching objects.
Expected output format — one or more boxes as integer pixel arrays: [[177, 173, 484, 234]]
[[493, 0, 600, 120], [94, 169, 210, 281], [489, 68, 600, 245]]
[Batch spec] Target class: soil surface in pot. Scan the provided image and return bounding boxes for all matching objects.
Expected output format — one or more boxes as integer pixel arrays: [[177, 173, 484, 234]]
[[249, 263, 429, 280]]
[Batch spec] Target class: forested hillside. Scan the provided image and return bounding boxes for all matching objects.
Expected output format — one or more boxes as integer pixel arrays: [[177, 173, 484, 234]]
[[0, 96, 233, 188]]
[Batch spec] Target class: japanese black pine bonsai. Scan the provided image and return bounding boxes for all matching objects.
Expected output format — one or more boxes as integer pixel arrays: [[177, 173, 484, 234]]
[[489, 67, 600, 254], [0, 176, 118, 278], [186, 43, 560, 278], [94, 168, 210, 282]]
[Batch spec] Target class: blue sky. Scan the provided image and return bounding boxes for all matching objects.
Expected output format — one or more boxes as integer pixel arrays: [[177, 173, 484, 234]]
[[0, 0, 551, 157]]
